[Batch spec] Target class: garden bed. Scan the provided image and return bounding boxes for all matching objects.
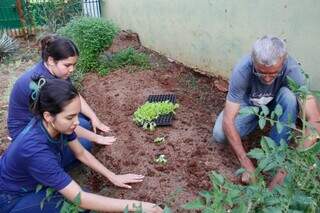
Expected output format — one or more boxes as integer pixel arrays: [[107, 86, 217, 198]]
[[78, 32, 262, 211]]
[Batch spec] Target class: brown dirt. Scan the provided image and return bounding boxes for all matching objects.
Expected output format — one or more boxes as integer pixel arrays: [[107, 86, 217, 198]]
[[80, 34, 262, 210]]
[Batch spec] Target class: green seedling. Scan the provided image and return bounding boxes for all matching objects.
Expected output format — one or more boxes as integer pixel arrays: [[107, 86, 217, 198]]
[[154, 136, 165, 145], [154, 154, 167, 165], [133, 100, 179, 131]]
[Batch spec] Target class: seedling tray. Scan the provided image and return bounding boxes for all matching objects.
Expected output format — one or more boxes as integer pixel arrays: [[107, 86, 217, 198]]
[[147, 94, 177, 104], [146, 94, 177, 126]]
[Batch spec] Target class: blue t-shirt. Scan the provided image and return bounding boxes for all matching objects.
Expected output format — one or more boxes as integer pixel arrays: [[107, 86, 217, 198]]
[[7, 61, 70, 140], [0, 118, 76, 195], [227, 55, 305, 106]]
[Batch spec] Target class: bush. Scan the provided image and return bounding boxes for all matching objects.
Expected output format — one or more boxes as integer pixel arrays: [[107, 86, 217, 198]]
[[101, 47, 150, 71], [57, 17, 118, 75], [27, 0, 82, 32]]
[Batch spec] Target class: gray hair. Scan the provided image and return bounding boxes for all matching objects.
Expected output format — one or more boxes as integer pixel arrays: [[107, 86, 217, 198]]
[[251, 35, 287, 66]]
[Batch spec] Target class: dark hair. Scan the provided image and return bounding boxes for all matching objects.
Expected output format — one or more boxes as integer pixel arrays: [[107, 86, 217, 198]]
[[39, 35, 79, 62], [30, 77, 79, 117]]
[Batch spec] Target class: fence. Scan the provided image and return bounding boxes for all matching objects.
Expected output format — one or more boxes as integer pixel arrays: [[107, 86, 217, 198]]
[[83, 0, 101, 17], [0, 0, 102, 37]]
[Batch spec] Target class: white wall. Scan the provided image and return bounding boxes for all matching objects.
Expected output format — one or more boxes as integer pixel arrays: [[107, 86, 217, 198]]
[[102, 0, 320, 89]]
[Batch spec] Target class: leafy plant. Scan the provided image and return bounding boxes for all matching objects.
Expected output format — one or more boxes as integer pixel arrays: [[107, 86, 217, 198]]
[[36, 185, 84, 212], [0, 32, 18, 62], [154, 154, 168, 165], [57, 17, 119, 82], [133, 101, 179, 131], [98, 47, 150, 75], [154, 136, 166, 145], [60, 192, 85, 213], [27, 0, 82, 32]]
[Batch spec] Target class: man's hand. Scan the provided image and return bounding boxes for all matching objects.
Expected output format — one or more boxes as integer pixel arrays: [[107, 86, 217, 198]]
[[239, 156, 256, 184]]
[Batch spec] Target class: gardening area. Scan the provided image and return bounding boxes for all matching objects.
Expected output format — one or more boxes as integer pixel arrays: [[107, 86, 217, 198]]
[[1, 1, 320, 212]]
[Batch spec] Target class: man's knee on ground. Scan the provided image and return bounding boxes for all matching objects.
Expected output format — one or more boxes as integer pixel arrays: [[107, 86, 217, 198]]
[[212, 123, 227, 143]]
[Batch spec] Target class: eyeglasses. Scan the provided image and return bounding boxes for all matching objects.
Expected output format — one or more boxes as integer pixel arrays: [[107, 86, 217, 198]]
[[252, 66, 283, 78]]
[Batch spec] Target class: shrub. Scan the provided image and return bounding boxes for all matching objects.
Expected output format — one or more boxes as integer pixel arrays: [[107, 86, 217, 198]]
[[57, 17, 118, 75], [0, 32, 18, 62], [27, 0, 82, 32], [99, 48, 150, 74]]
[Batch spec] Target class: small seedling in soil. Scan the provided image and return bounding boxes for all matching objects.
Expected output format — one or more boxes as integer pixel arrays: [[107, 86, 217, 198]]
[[154, 154, 167, 165], [154, 136, 165, 145]]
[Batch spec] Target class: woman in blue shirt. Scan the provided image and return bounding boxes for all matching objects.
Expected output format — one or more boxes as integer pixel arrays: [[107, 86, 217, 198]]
[[7, 35, 115, 146], [0, 78, 162, 212]]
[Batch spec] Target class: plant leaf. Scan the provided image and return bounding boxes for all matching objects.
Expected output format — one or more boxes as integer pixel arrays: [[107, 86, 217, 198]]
[[260, 105, 269, 116], [247, 148, 265, 160], [211, 171, 224, 186], [259, 118, 266, 129], [182, 198, 205, 209], [274, 104, 283, 117], [276, 122, 284, 134]]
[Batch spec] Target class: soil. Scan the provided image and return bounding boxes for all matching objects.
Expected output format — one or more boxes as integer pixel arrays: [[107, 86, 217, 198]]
[[79, 31, 262, 211]]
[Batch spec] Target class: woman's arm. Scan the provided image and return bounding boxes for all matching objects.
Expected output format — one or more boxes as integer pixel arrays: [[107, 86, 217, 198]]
[[79, 95, 110, 133], [68, 140, 144, 188], [59, 180, 162, 212]]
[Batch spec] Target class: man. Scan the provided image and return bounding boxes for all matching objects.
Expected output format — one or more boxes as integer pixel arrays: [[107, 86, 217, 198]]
[[212, 35, 320, 184]]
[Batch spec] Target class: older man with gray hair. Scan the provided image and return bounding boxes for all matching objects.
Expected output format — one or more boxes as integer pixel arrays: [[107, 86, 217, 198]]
[[212, 35, 320, 184]]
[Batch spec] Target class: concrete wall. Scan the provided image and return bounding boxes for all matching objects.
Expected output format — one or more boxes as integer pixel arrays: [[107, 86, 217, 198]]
[[101, 0, 320, 89]]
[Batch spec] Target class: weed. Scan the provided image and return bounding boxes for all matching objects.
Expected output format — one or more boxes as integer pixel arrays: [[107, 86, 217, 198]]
[[154, 136, 166, 145], [154, 154, 168, 165]]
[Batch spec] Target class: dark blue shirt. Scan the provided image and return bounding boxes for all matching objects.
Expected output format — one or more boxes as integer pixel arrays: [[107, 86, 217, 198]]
[[0, 118, 75, 195], [7, 61, 70, 140]]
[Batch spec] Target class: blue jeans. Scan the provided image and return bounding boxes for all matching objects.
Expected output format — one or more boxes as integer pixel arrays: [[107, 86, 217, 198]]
[[0, 114, 93, 212], [213, 87, 298, 145], [0, 189, 63, 213], [62, 114, 93, 169]]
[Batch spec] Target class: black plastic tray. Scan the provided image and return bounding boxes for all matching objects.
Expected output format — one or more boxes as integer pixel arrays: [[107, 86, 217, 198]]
[[147, 94, 177, 104], [146, 94, 176, 126]]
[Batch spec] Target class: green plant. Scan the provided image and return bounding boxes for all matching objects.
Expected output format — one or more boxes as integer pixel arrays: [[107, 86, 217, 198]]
[[57, 17, 118, 81], [27, 0, 82, 32], [133, 101, 179, 131], [35, 185, 84, 212], [99, 47, 150, 75], [154, 136, 166, 145], [0, 32, 18, 62], [184, 74, 320, 212], [154, 154, 167, 165]]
